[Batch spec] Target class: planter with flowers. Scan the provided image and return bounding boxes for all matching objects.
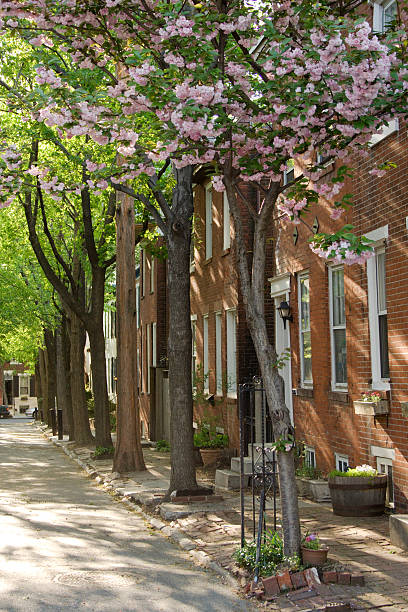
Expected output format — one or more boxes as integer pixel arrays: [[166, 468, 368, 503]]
[[328, 464, 387, 516], [301, 533, 329, 566], [353, 391, 389, 416], [194, 425, 229, 466]]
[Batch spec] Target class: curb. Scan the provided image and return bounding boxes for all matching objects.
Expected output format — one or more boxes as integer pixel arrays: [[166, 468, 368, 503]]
[[38, 425, 238, 589]]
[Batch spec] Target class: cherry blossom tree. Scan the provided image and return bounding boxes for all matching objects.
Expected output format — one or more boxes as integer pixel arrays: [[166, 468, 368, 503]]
[[1, 0, 407, 553]]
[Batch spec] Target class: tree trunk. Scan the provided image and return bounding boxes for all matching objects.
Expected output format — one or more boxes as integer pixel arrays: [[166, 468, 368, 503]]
[[113, 192, 145, 473], [44, 329, 57, 427], [87, 268, 113, 447], [35, 355, 42, 417], [225, 181, 301, 556], [167, 165, 198, 494], [67, 309, 94, 444], [56, 318, 74, 440], [38, 347, 47, 421]]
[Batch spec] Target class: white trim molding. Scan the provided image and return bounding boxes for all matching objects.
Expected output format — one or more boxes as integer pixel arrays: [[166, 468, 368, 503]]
[[269, 273, 291, 298], [371, 445, 395, 460]]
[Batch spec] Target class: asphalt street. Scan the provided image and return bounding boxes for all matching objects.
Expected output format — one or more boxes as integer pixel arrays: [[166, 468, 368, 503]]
[[0, 420, 253, 612]]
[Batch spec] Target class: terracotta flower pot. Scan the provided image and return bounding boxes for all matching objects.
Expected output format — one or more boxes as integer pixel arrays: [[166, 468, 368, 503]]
[[301, 546, 329, 566], [199, 448, 223, 466]]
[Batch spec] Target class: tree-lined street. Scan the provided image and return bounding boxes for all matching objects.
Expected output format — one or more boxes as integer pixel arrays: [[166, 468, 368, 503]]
[[0, 420, 252, 612]]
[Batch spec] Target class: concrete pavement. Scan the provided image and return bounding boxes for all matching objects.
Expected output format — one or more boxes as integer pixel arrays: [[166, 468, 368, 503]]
[[0, 420, 254, 612]]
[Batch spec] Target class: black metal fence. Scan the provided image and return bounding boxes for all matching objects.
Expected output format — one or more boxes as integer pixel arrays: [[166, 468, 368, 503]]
[[239, 378, 279, 582]]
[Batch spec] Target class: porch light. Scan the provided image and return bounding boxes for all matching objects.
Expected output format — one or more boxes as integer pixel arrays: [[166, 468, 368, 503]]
[[277, 301, 293, 329]]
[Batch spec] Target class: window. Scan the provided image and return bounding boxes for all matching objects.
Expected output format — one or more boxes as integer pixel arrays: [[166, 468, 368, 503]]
[[152, 322, 157, 367], [226, 309, 237, 397], [329, 266, 347, 389], [305, 446, 316, 468], [191, 317, 197, 387], [335, 453, 349, 473], [150, 256, 155, 293], [203, 315, 209, 393], [140, 327, 143, 392], [136, 282, 140, 329], [367, 228, 390, 389], [223, 193, 231, 250], [317, 152, 331, 165], [141, 250, 145, 297], [147, 324, 151, 394], [373, 0, 397, 32], [111, 358, 117, 395], [111, 311, 116, 339], [377, 457, 394, 507], [19, 375, 29, 396], [205, 184, 213, 259], [283, 159, 295, 185], [298, 273, 312, 386], [215, 312, 222, 395], [137, 348, 141, 392]]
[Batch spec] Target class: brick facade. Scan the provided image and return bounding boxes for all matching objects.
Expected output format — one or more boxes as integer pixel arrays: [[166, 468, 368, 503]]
[[273, 119, 408, 511]]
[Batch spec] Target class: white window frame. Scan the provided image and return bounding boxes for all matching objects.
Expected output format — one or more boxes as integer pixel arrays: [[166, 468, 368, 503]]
[[19, 374, 29, 397], [298, 272, 313, 387], [369, 119, 399, 147], [150, 256, 155, 293], [136, 282, 140, 329], [147, 323, 151, 395], [140, 327, 143, 393], [223, 193, 231, 251], [329, 266, 348, 391], [373, 0, 397, 33], [226, 308, 237, 398], [305, 446, 316, 468], [205, 183, 213, 260], [366, 225, 390, 391], [376, 455, 395, 508], [335, 453, 349, 473], [283, 159, 295, 185], [141, 250, 145, 297], [137, 348, 140, 391], [215, 311, 223, 396], [191, 315, 197, 388], [152, 322, 157, 367], [203, 315, 209, 393]]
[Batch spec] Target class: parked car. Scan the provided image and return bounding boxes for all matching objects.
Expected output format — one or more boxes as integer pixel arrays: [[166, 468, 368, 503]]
[[0, 405, 12, 419], [25, 406, 36, 418]]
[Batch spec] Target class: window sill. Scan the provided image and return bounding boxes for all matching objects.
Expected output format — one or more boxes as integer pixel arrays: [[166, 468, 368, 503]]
[[222, 248, 231, 257], [204, 257, 213, 265], [227, 393, 237, 400]]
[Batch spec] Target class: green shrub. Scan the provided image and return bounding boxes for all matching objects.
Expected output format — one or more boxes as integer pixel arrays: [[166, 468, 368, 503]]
[[193, 426, 229, 449], [295, 464, 322, 479], [93, 446, 114, 458], [156, 439, 170, 452], [233, 531, 294, 577]]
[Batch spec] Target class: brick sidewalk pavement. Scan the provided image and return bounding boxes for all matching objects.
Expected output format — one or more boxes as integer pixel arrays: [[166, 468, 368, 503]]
[[41, 430, 408, 611]]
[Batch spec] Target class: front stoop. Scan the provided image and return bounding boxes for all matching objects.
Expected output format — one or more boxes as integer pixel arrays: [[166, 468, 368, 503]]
[[390, 514, 408, 550], [215, 469, 241, 490]]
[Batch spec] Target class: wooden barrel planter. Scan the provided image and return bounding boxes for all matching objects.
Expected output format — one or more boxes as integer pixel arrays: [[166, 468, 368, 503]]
[[328, 475, 387, 516]]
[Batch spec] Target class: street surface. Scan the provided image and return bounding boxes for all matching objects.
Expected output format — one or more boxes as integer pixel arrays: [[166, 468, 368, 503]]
[[0, 420, 252, 611]]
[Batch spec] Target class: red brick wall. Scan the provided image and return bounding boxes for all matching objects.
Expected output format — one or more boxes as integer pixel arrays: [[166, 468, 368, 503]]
[[275, 121, 408, 510], [191, 181, 274, 450]]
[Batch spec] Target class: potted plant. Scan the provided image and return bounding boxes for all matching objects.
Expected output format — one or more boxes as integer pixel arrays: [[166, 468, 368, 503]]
[[328, 464, 387, 516], [295, 464, 331, 502], [194, 424, 229, 466], [353, 391, 389, 416], [301, 533, 329, 566]]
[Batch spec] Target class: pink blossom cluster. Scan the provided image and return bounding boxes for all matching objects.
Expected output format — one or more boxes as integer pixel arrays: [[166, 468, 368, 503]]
[[309, 240, 373, 266], [277, 197, 308, 223]]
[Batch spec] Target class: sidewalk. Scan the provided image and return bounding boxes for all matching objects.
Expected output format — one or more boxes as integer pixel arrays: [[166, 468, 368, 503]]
[[39, 425, 408, 611]]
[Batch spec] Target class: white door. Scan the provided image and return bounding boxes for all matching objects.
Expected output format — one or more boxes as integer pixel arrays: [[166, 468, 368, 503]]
[[274, 295, 293, 424]]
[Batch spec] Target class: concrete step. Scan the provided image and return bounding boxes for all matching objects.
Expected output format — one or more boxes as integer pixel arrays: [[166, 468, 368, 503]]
[[230, 457, 254, 475], [215, 469, 249, 490]]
